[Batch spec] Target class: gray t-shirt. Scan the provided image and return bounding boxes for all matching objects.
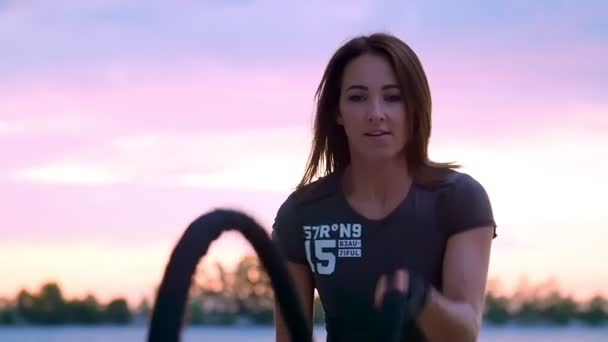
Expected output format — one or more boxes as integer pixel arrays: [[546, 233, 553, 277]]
[[271, 169, 496, 341]]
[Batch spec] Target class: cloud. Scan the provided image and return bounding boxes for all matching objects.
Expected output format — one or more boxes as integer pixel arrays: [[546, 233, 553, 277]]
[[6, 101, 608, 190], [0, 120, 11, 135], [1, 0, 604, 142], [0, 0, 376, 75], [431, 127, 608, 230], [2, 46, 604, 148], [109, 126, 311, 178], [0, 113, 108, 137], [10, 126, 311, 190], [1, 0, 605, 146], [1, 58, 323, 181], [178, 154, 305, 192], [0, 58, 321, 135], [1, 0, 604, 77], [2, 0, 606, 187], [14, 162, 129, 185]]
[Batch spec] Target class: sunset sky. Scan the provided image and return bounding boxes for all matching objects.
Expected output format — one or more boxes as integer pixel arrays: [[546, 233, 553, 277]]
[[1, 0, 607, 306]]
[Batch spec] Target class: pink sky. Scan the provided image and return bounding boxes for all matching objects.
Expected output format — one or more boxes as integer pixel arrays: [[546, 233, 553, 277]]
[[1, 0, 607, 305]]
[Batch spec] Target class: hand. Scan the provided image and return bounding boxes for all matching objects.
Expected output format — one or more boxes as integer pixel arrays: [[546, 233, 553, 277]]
[[373, 268, 432, 341], [374, 269, 409, 309], [373, 269, 410, 342], [375, 268, 431, 316]]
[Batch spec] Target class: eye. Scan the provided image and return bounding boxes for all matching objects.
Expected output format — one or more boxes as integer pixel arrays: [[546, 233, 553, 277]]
[[348, 94, 366, 102], [385, 94, 402, 102]]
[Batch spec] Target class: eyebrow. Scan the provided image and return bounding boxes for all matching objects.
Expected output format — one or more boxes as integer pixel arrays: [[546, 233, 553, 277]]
[[345, 84, 400, 91]]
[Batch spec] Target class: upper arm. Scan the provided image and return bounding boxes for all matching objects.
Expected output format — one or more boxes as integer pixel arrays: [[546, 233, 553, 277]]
[[442, 226, 494, 323], [271, 195, 316, 340], [440, 173, 497, 321], [286, 261, 315, 320], [271, 195, 310, 265]]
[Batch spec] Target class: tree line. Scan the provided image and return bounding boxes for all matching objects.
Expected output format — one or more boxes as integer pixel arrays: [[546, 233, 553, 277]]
[[0, 283, 133, 325], [1, 255, 606, 327]]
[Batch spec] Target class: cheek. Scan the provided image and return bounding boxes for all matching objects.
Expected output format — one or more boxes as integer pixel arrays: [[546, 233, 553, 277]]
[[338, 102, 365, 128], [388, 102, 407, 120], [388, 107, 409, 138], [393, 111, 408, 131]]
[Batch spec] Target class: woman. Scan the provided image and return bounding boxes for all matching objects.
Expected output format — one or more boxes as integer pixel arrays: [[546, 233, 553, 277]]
[[271, 32, 496, 342]]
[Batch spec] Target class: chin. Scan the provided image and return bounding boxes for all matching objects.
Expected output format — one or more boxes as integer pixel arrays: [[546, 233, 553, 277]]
[[356, 147, 403, 162]]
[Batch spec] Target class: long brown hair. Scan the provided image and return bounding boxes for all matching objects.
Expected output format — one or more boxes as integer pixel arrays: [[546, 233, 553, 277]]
[[297, 32, 458, 189]]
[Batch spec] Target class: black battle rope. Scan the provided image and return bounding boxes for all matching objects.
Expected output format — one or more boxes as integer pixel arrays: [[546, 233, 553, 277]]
[[147, 208, 411, 342]]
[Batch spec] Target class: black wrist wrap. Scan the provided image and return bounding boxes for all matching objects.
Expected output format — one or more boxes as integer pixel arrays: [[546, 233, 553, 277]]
[[376, 271, 431, 341], [404, 272, 431, 319]]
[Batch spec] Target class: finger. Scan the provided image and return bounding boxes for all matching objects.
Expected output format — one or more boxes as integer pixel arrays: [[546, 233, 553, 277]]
[[376, 273, 408, 342], [394, 269, 408, 293], [374, 274, 387, 308]]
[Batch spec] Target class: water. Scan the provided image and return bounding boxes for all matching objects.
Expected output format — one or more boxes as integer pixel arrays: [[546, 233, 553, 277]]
[[0, 325, 606, 341]]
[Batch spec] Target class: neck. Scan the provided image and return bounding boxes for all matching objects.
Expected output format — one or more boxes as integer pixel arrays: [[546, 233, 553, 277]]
[[343, 154, 412, 206]]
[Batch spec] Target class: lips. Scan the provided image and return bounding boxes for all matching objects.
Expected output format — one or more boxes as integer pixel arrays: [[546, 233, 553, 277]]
[[364, 130, 391, 136]]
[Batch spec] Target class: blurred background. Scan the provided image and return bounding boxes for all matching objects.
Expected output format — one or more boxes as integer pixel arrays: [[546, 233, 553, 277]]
[[1, 0, 607, 341]]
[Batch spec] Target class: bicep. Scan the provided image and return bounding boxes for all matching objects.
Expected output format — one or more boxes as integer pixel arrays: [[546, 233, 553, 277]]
[[442, 225, 494, 321], [288, 261, 315, 317]]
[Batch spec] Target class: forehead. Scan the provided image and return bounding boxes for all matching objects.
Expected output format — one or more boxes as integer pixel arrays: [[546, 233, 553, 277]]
[[341, 53, 398, 88]]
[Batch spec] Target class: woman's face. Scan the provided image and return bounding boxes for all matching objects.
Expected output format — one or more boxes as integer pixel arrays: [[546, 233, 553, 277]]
[[337, 53, 408, 163]]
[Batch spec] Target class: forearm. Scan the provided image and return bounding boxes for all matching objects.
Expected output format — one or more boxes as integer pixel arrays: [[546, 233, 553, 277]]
[[274, 261, 315, 342], [416, 288, 481, 342], [274, 307, 291, 342]]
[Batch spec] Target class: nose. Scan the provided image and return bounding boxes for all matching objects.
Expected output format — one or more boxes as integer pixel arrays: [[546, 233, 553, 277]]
[[367, 98, 386, 123]]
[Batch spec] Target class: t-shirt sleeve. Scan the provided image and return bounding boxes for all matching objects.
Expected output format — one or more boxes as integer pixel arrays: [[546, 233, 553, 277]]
[[270, 195, 309, 264], [443, 173, 497, 238]]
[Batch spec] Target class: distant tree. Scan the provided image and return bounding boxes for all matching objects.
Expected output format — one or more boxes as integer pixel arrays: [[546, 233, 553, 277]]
[[0, 310, 16, 325], [16, 283, 67, 324], [104, 298, 132, 324], [185, 301, 206, 325], [39, 283, 67, 324], [0, 298, 16, 325], [135, 298, 150, 318], [232, 255, 274, 324], [515, 300, 544, 325], [484, 293, 510, 325], [578, 295, 608, 326], [539, 291, 578, 326], [189, 262, 239, 325], [509, 277, 554, 325], [133, 297, 151, 324], [7, 268, 608, 327], [65, 294, 103, 324], [16, 289, 36, 323]]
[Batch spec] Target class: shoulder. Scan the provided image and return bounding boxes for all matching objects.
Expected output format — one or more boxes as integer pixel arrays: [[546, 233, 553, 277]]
[[272, 173, 342, 264], [445, 170, 490, 207], [418, 168, 496, 237], [445, 170, 488, 197], [276, 172, 342, 218], [418, 167, 492, 207], [414, 167, 488, 197]]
